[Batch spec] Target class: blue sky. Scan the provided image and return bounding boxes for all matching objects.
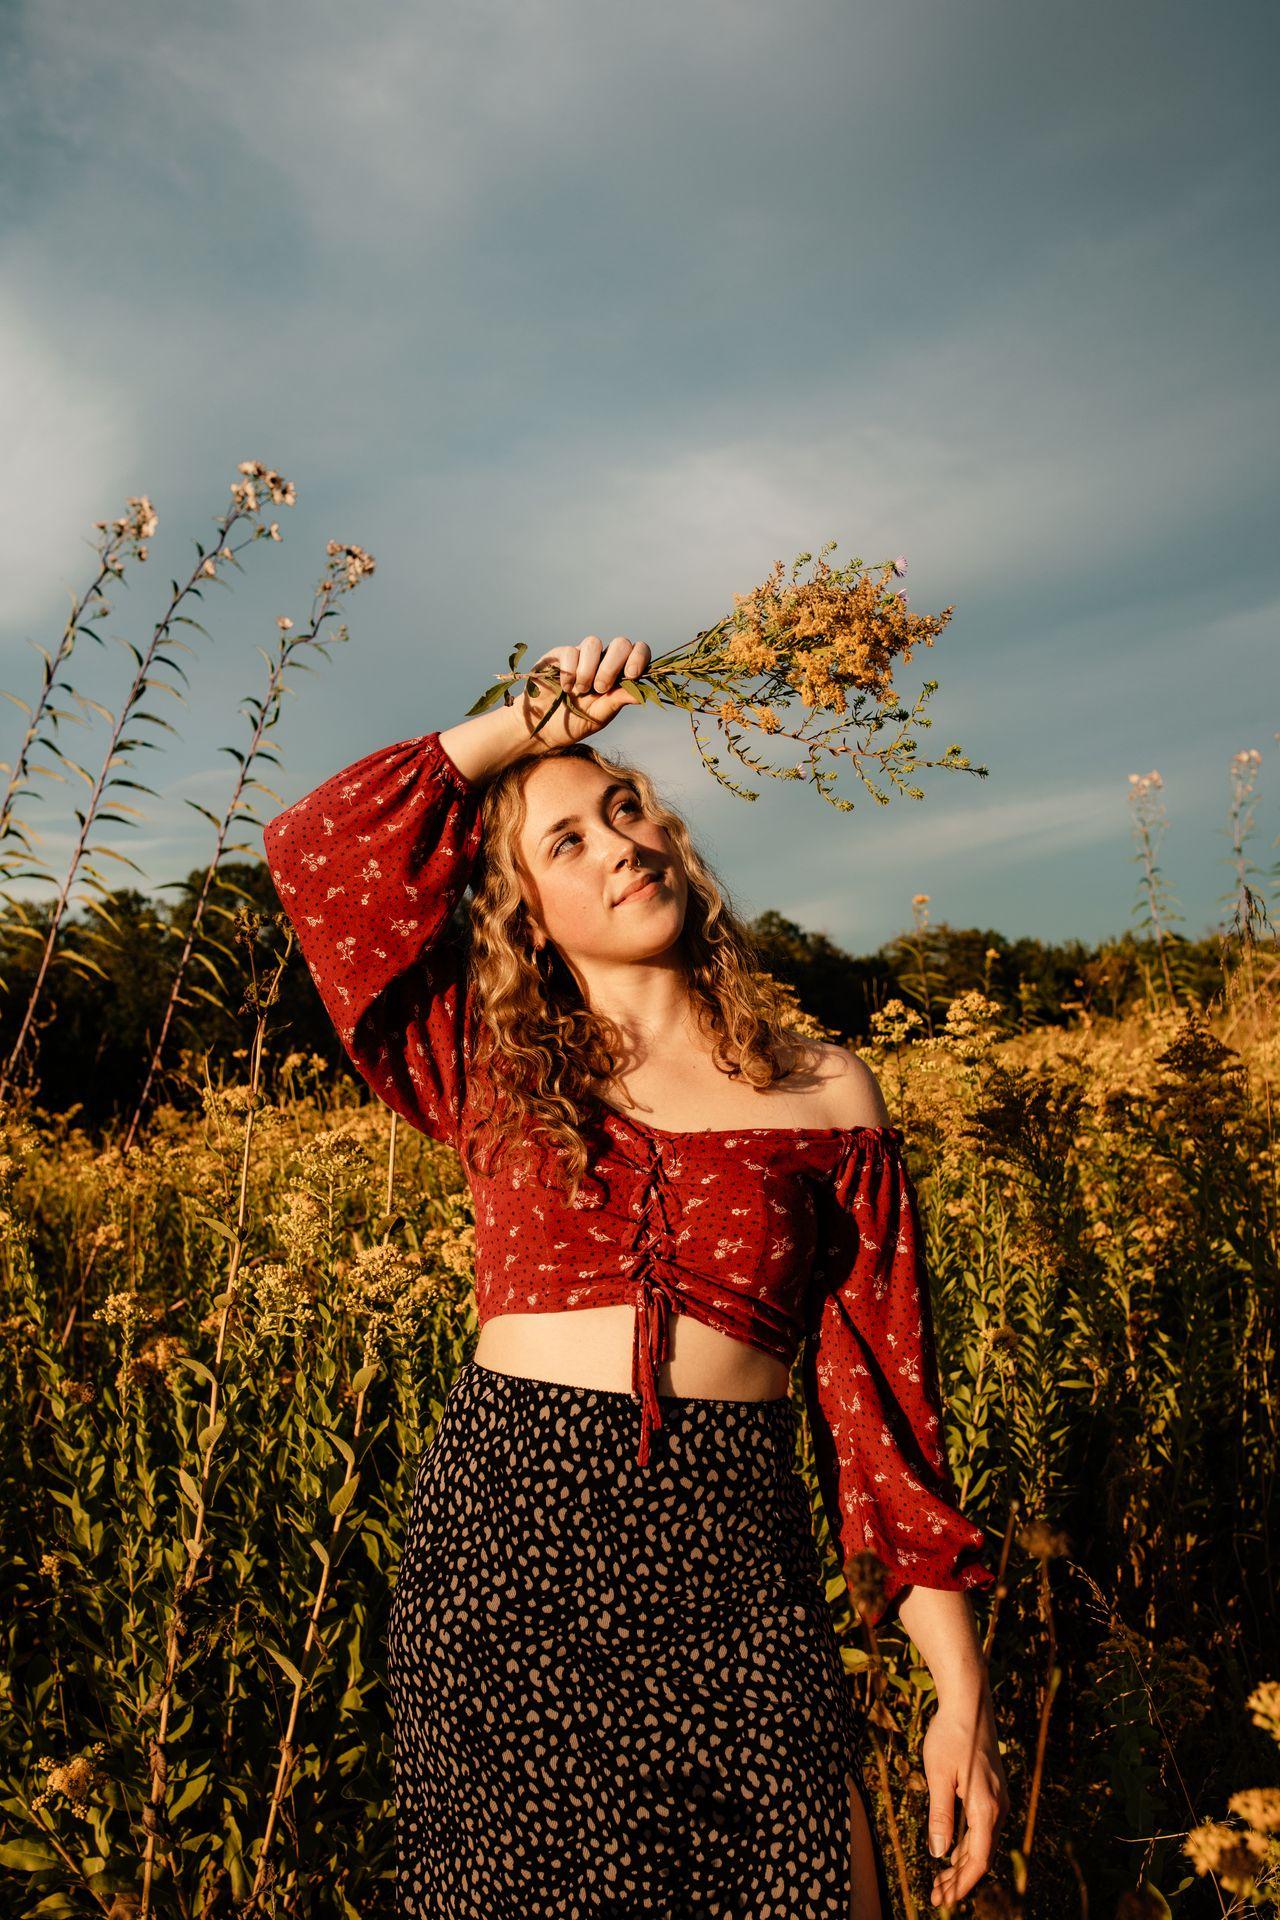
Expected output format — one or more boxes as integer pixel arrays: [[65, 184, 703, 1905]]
[[3, 0, 1276, 956]]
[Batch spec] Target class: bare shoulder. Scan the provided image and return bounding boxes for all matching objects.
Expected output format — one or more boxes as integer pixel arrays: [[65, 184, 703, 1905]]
[[805, 1042, 893, 1131]]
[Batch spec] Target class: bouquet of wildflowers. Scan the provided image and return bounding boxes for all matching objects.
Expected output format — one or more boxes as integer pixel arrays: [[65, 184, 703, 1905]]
[[469, 544, 986, 811]]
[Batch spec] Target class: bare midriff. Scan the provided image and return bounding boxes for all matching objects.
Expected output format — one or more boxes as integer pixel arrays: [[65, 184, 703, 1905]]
[[473, 1303, 792, 1401]]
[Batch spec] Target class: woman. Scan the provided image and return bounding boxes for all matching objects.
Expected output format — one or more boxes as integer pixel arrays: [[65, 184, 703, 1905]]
[[263, 634, 1009, 1919]]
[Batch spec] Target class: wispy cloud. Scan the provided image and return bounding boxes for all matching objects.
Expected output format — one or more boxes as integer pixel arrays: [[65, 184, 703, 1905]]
[[0, 0, 1274, 950], [0, 301, 136, 631]]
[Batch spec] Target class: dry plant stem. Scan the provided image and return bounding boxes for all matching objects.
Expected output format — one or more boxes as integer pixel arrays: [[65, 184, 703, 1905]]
[[1020, 1557, 1060, 1872], [865, 1724, 918, 1920], [247, 1362, 376, 1903], [1062, 1837, 1089, 1920], [0, 503, 258, 1101], [981, 1505, 1020, 1665], [863, 1611, 919, 1920], [1129, 777, 1180, 1012], [121, 587, 342, 1154], [0, 512, 144, 849], [138, 950, 288, 1920], [1224, 752, 1272, 1009]]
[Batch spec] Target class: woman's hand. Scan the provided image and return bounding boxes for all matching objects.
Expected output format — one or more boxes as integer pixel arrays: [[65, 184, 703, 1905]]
[[921, 1691, 1011, 1908], [438, 636, 651, 787], [521, 635, 651, 746]]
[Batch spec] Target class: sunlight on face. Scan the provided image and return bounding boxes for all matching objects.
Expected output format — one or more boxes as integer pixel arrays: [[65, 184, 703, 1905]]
[[515, 756, 687, 969]]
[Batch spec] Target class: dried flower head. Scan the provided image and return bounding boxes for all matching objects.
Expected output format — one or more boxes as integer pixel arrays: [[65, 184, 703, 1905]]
[[233, 459, 297, 512], [340, 1243, 442, 1361], [126, 1333, 189, 1391], [980, 1323, 1019, 1377], [273, 1190, 327, 1268], [0, 1313, 37, 1359], [1018, 1518, 1070, 1561], [345, 1243, 426, 1311], [197, 1083, 288, 1140], [1184, 1820, 1269, 1894], [720, 552, 947, 711], [940, 990, 1006, 1064], [1154, 1008, 1240, 1087], [94, 495, 157, 555], [248, 1263, 316, 1343], [93, 1290, 147, 1342], [1247, 1681, 1280, 1742], [201, 1082, 258, 1126], [845, 1549, 888, 1622], [869, 998, 926, 1049], [1229, 1788, 1280, 1834], [970, 1884, 1019, 1920], [32, 1745, 109, 1817], [324, 540, 377, 590], [299, 1127, 372, 1195], [420, 1194, 478, 1284]]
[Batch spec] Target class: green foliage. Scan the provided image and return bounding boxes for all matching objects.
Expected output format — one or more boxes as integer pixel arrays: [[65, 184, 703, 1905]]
[[0, 1094, 476, 1915], [2, 977, 1277, 1915], [0, 480, 1276, 1916]]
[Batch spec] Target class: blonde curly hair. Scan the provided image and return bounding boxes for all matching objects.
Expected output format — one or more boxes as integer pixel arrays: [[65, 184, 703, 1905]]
[[459, 737, 820, 1196]]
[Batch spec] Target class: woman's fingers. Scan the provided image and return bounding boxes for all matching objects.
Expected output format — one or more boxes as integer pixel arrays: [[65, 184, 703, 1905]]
[[926, 1776, 955, 1861], [587, 634, 645, 695], [594, 635, 634, 692], [525, 636, 649, 738], [932, 1838, 991, 1907], [573, 635, 604, 696], [538, 635, 650, 698], [531, 645, 580, 693], [930, 1792, 1001, 1907]]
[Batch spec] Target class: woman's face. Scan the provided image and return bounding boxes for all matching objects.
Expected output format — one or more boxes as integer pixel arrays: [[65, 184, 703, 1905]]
[[514, 754, 687, 968]]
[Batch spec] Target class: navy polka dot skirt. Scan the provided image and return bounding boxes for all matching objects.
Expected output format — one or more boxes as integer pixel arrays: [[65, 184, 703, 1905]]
[[386, 1358, 892, 1918]]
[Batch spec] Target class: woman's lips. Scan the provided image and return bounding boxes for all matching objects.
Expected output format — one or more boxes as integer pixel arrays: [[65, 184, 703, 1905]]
[[616, 875, 662, 905]]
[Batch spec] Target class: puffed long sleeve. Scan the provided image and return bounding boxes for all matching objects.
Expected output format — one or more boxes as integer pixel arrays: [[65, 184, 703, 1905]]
[[801, 1126, 995, 1627], [262, 730, 484, 1149]]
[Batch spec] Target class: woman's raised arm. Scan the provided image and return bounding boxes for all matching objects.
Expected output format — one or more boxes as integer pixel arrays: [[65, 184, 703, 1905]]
[[261, 640, 650, 1143], [262, 729, 488, 1148]]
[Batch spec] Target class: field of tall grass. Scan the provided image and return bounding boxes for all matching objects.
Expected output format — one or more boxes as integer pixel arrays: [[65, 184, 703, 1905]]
[[1, 475, 1276, 1917]]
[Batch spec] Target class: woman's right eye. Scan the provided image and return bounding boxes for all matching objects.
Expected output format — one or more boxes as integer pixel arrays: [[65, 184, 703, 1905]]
[[552, 797, 643, 858]]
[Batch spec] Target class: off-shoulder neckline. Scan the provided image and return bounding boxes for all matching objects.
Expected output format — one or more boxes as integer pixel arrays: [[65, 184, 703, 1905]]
[[592, 1096, 900, 1143]]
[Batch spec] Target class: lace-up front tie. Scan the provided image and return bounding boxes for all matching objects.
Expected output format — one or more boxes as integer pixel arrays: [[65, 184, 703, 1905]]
[[629, 1139, 685, 1465]]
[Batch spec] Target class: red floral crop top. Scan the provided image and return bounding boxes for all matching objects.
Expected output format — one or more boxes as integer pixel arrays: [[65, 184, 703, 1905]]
[[262, 728, 995, 1622]]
